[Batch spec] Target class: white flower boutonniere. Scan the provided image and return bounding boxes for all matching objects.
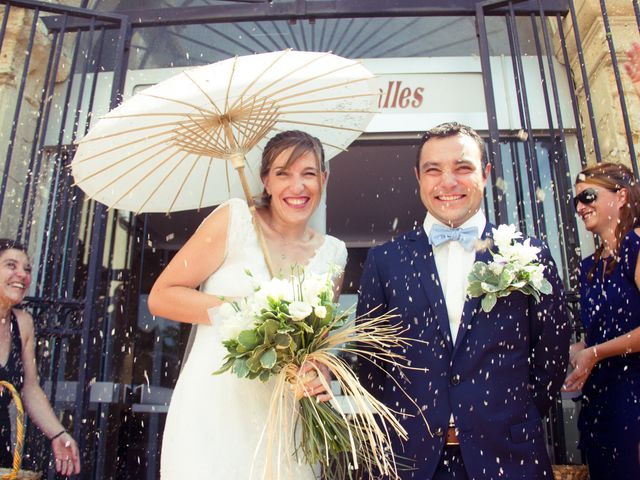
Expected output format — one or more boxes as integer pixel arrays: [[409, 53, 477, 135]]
[[467, 224, 553, 312]]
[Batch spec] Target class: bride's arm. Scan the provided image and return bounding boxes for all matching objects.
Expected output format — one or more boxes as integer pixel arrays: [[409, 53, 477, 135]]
[[148, 205, 230, 325]]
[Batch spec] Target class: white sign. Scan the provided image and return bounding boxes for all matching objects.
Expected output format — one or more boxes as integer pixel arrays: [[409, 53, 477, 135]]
[[361, 56, 574, 132]]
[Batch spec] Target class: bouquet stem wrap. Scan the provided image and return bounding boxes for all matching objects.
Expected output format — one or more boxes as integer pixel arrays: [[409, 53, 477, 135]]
[[257, 312, 418, 479]]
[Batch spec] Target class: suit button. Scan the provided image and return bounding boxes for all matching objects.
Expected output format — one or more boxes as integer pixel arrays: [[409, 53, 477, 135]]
[[435, 427, 444, 437], [451, 374, 461, 385]]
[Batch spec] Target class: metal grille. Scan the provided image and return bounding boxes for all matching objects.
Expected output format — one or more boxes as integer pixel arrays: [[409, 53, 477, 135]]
[[0, 1, 129, 477]]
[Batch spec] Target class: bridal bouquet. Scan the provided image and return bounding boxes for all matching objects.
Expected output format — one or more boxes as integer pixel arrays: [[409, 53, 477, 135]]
[[213, 268, 414, 479], [467, 224, 552, 312]]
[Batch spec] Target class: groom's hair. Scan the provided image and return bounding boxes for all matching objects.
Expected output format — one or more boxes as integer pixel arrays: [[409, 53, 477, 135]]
[[416, 122, 487, 172]]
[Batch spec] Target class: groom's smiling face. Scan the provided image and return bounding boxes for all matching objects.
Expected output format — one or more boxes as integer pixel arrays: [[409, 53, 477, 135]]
[[415, 133, 490, 228]]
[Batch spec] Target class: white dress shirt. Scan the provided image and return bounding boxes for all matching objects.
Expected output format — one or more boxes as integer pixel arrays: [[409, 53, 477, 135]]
[[423, 209, 486, 344]]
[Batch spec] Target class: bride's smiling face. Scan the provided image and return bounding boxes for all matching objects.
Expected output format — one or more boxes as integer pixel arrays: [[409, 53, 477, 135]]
[[262, 147, 327, 226]]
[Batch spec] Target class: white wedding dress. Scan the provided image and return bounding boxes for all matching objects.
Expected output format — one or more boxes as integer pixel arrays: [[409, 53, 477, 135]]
[[160, 198, 347, 479]]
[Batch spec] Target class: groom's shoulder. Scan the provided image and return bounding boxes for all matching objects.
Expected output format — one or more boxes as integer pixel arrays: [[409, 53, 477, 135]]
[[396, 226, 425, 245], [528, 236, 546, 248], [366, 227, 422, 257], [378, 227, 422, 247]]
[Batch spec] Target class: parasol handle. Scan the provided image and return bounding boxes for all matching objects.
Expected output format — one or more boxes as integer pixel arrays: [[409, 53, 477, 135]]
[[229, 153, 275, 278], [0, 381, 25, 480], [222, 117, 275, 278]]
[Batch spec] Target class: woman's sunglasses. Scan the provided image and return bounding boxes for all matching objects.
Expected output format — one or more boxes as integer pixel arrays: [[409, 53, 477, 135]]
[[572, 188, 598, 209]]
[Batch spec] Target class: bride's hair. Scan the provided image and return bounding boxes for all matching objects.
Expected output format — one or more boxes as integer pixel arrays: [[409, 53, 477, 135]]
[[259, 130, 325, 205]]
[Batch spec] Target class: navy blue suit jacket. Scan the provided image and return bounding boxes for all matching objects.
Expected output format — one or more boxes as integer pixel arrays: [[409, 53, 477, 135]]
[[356, 224, 570, 480]]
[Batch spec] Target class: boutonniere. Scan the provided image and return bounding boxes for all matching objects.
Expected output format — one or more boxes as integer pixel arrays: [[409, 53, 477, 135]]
[[467, 224, 553, 312]]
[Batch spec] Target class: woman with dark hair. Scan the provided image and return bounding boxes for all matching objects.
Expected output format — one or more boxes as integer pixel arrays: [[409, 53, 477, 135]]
[[564, 162, 640, 479], [0, 239, 80, 476], [149, 130, 347, 479]]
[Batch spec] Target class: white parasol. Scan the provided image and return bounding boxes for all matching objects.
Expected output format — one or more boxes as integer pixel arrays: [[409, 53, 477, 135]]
[[71, 49, 378, 275]]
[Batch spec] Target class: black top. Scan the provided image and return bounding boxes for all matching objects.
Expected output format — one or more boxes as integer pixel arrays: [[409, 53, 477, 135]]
[[0, 311, 25, 465], [577, 230, 640, 477]]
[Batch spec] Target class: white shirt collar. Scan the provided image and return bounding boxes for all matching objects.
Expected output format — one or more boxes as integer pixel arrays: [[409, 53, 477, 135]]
[[422, 209, 486, 240]]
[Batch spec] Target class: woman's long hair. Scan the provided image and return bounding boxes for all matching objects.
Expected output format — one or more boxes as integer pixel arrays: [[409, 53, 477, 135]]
[[576, 162, 640, 279]]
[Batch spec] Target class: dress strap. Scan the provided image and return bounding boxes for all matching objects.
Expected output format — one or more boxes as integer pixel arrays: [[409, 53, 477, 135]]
[[9, 311, 22, 358], [322, 235, 348, 271], [225, 198, 254, 259], [0, 311, 24, 397]]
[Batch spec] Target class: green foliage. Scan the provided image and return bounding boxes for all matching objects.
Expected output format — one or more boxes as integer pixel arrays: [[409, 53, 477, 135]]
[[238, 329, 260, 349], [260, 348, 277, 369], [296, 397, 380, 480], [212, 276, 346, 382]]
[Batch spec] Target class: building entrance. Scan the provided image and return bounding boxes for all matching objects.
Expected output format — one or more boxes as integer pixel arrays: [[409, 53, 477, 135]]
[[1, 1, 638, 478]]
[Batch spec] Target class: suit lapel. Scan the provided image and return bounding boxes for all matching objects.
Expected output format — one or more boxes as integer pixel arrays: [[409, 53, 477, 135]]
[[404, 228, 453, 350], [453, 224, 495, 354]]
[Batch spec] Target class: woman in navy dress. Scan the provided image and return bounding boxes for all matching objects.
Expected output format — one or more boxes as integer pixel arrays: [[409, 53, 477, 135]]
[[564, 163, 640, 479], [0, 239, 80, 476]]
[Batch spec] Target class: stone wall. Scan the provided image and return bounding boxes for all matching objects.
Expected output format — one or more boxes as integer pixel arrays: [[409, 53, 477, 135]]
[[557, 0, 640, 168], [0, 5, 71, 241]]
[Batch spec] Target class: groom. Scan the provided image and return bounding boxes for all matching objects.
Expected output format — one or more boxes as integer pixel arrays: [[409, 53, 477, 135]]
[[357, 122, 570, 479]]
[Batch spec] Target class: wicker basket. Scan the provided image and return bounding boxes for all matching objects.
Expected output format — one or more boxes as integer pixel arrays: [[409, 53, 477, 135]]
[[0, 468, 41, 480], [0, 381, 42, 480], [553, 464, 590, 480]]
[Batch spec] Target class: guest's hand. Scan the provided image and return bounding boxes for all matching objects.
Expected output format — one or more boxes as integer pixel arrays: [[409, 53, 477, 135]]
[[52, 432, 81, 476], [563, 346, 598, 392], [569, 340, 586, 364], [300, 360, 333, 403], [624, 42, 640, 99]]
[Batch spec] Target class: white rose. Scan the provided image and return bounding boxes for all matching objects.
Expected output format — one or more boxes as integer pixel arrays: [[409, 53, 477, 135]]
[[493, 253, 506, 262], [289, 301, 313, 320], [314, 305, 327, 319], [219, 311, 254, 340], [508, 239, 540, 266], [255, 277, 294, 305], [492, 224, 522, 252], [302, 274, 330, 305], [488, 261, 504, 275], [529, 265, 546, 289], [242, 298, 258, 317], [210, 300, 246, 325]]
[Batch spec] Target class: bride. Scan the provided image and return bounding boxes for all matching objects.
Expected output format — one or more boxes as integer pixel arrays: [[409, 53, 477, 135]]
[[148, 130, 347, 479]]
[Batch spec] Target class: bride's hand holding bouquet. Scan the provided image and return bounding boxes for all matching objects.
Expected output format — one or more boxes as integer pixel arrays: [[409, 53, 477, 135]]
[[213, 267, 418, 479]]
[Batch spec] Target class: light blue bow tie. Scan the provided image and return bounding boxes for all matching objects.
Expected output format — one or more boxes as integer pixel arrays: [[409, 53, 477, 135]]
[[429, 224, 479, 251]]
